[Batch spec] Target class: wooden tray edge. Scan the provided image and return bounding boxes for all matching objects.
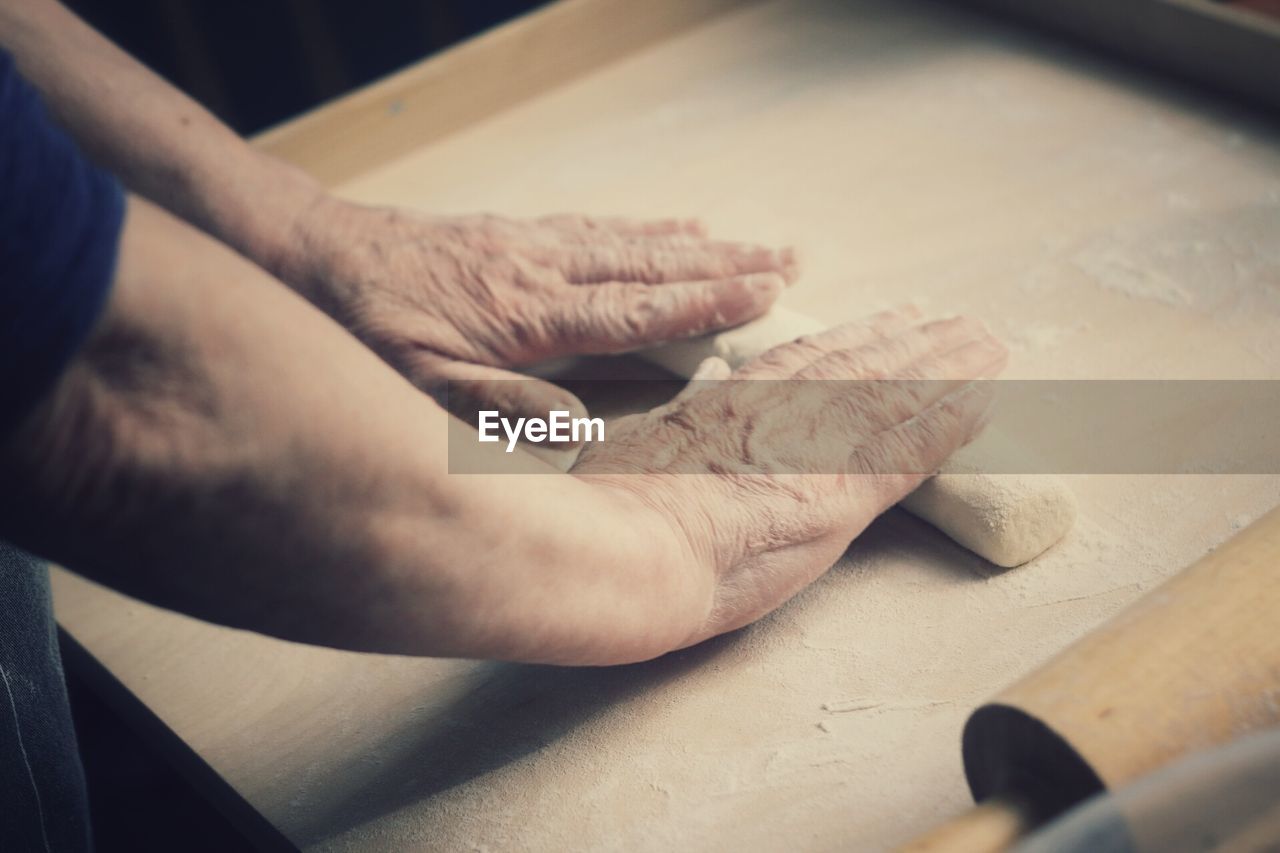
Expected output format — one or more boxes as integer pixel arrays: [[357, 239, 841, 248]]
[[252, 0, 757, 186]]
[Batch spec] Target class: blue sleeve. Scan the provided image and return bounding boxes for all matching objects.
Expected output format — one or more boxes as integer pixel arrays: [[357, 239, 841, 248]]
[[0, 50, 125, 437]]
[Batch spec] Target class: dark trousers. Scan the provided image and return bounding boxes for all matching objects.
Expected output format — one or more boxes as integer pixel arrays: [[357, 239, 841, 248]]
[[0, 541, 91, 852]]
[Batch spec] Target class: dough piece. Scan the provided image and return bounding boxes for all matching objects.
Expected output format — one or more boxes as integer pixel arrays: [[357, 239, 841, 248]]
[[640, 307, 825, 377], [899, 466, 1077, 568], [639, 307, 1077, 567]]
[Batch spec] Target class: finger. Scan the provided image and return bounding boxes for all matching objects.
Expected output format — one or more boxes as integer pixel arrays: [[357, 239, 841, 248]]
[[805, 330, 1007, 442], [895, 335, 1009, 382], [845, 380, 997, 506], [537, 213, 708, 239], [410, 357, 591, 446], [552, 233, 715, 251], [793, 316, 998, 381], [544, 243, 800, 286], [551, 273, 783, 354], [537, 228, 789, 257], [668, 357, 733, 407], [691, 356, 733, 382], [734, 306, 923, 380]]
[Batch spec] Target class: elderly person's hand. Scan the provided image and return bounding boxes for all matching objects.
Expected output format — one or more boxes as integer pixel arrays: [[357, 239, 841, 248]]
[[1, 0, 798, 421], [572, 309, 1007, 653], [1, 197, 1004, 665], [1, 0, 1009, 668], [273, 198, 797, 417]]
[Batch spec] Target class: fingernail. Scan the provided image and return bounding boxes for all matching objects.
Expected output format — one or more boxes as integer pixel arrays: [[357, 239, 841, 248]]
[[778, 247, 801, 283], [744, 272, 784, 297], [970, 390, 997, 437]]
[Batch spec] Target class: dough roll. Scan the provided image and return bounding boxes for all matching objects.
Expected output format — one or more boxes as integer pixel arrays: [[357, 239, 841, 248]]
[[638, 306, 1076, 567]]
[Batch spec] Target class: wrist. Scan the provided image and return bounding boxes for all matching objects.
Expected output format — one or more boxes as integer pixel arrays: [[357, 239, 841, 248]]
[[575, 475, 719, 659], [215, 150, 326, 283], [253, 189, 365, 319]]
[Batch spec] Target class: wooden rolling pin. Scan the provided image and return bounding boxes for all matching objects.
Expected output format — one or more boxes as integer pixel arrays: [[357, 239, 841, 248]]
[[902, 503, 1280, 851]]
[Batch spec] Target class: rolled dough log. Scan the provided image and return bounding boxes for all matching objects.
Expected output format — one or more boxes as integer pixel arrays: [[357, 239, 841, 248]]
[[898, 462, 1077, 568], [638, 306, 1076, 567], [641, 309, 827, 376]]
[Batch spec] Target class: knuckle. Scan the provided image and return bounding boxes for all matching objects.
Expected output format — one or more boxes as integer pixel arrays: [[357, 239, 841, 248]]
[[748, 349, 797, 375], [875, 336, 918, 373], [571, 287, 659, 347], [792, 332, 821, 348], [932, 392, 972, 434], [826, 385, 883, 432], [577, 246, 620, 282], [614, 296, 656, 340], [511, 256, 558, 292], [885, 379, 931, 418], [636, 251, 668, 282], [505, 311, 548, 352], [864, 381, 922, 427], [856, 426, 923, 478], [849, 440, 899, 480], [812, 348, 872, 379], [786, 337, 832, 368]]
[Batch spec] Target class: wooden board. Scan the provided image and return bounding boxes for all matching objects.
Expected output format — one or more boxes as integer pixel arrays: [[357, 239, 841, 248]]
[[960, 0, 1280, 113], [53, 0, 1280, 850], [253, 0, 754, 186]]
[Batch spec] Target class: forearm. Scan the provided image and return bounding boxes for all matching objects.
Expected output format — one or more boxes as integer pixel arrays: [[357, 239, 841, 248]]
[[0, 197, 704, 665], [0, 0, 319, 274]]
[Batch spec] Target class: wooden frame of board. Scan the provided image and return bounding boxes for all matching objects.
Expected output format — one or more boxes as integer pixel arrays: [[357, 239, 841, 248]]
[[254, 0, 1280, 189], [960, 0, 1280, 113], [253, 0, 756, 185]]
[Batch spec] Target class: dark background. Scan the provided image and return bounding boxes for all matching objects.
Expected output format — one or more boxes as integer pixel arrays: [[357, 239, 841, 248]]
[[64, 0, 549, 134]]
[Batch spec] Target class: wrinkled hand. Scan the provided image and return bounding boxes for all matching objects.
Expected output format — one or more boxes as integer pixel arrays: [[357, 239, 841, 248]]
[[281, 198, 798, 418], [572, 308, 1008, 648]]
